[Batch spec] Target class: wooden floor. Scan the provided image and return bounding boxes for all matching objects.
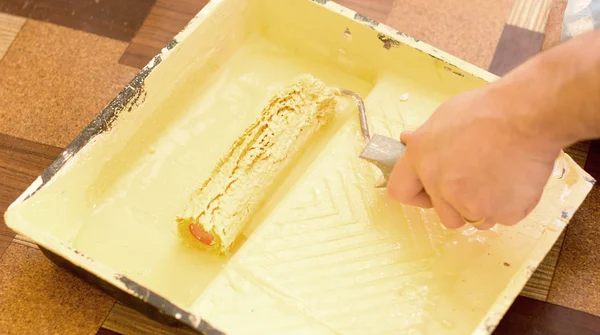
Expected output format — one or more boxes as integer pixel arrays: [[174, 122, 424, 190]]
[[1, 0, 600, 334]]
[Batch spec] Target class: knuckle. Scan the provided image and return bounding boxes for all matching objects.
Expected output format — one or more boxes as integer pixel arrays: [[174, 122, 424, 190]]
[[439, 177, 465, 200], [468, 199, 495, 219], [504, 192, 544, 225], [440, 178, 496, 220], [497, 205, 533, 226], [502, 217, 522, 226], [418, 161, 436, 183], [387, 181, 406, 201]]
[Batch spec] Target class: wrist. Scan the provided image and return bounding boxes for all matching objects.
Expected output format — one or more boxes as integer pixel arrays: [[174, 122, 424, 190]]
[[494, 32, 600, 147], [484, 71, 568, 159]]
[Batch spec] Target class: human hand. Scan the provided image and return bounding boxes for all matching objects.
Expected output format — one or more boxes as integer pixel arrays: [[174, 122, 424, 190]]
[[387, 85, 562, 229]]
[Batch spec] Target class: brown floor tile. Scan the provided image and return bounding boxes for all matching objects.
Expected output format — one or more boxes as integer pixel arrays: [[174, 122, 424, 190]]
[[386, 0, 515, 70], [0, 243, 115, 334], [548, 185, 600, 316], [97, 328, 121, 335], [0, 20, 139, 148], [335, 0, 394, 23], [487, 0, 555, 76], [493, 296, 600, 335], [481, 0, 553, 76], [521, 231, 566, 301], [488, 25, 545, 76], [519, 144, 588, 301], [584, 140, 600, 182], [542, 0, 568, 51], [102, 302, 197, 335], [0, 230, 11, 259], [119, 0, 209, 69], [0, 0, 155, 42], [0, 133, 62, 258], [566, 141, 591, 169], [0, 12, 25, 61], [12, 234, 39, 249]]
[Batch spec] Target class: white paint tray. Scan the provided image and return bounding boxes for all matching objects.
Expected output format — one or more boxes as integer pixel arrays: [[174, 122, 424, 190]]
[[4, 0, 594, 334]]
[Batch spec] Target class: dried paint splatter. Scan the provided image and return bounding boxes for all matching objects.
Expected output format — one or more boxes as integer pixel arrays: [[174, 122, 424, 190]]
[[354, 12, 378, 27], [344, 28, 352, 41], [377, 33, 401, 50]]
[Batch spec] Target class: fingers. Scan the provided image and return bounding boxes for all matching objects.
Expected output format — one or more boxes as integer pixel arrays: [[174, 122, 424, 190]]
[[400, 130, 414, 144], [392, 129, 499, 230], [454, 205, 496, 230], [388, 130, 433, 208], [431, 197, 466, 229], [411, 190, 434, 208], [496, 193, 542, 226], [471, 218, 496, 230], [387, 156, 433, 208], [459, 199, 539, 230]]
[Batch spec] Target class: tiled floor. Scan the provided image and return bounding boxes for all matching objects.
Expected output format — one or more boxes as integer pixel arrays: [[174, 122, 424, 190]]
[[0, 244, 115, 334], [543, 0, 569, 50], [0, 133, 63, 258], [387, 0, 515, 69], [548, 185, 600, 316], [0, 12, 25, 60], [1, 0, 600, 334], [0, 20, 138, 147], [119, 0, 210, 68], [0, 0, 155, 41]]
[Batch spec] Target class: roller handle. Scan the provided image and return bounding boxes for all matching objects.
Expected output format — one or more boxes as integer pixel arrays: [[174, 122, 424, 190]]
[[359, 134, 406, 188]]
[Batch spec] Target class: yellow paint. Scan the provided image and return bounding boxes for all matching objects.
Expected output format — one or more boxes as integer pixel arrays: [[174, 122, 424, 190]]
[[4, 0, 594, 334], [177, 75, 342, 254]]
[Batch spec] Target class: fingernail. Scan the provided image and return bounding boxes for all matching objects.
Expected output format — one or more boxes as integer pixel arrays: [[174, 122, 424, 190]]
[[400, 130, 413, 144]]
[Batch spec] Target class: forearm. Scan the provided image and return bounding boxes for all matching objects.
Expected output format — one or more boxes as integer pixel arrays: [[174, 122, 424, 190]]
[[489, 29, 600, 148]]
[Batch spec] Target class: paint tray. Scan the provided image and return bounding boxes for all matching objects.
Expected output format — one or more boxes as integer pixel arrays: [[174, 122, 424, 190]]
[[4, 0, 594, 334]]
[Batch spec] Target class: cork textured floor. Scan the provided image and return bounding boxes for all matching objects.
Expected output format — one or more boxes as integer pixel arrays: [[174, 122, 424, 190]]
[[1, 0, 600, 334]]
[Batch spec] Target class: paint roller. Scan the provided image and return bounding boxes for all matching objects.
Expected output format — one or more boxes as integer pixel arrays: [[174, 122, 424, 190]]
[[176, 74, 405, 254]]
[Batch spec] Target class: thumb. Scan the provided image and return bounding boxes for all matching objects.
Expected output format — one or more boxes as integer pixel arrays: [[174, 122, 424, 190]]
[[387, 130, 432, 208], [400, 130, 415, 144], [387, 145, 432, 208]]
